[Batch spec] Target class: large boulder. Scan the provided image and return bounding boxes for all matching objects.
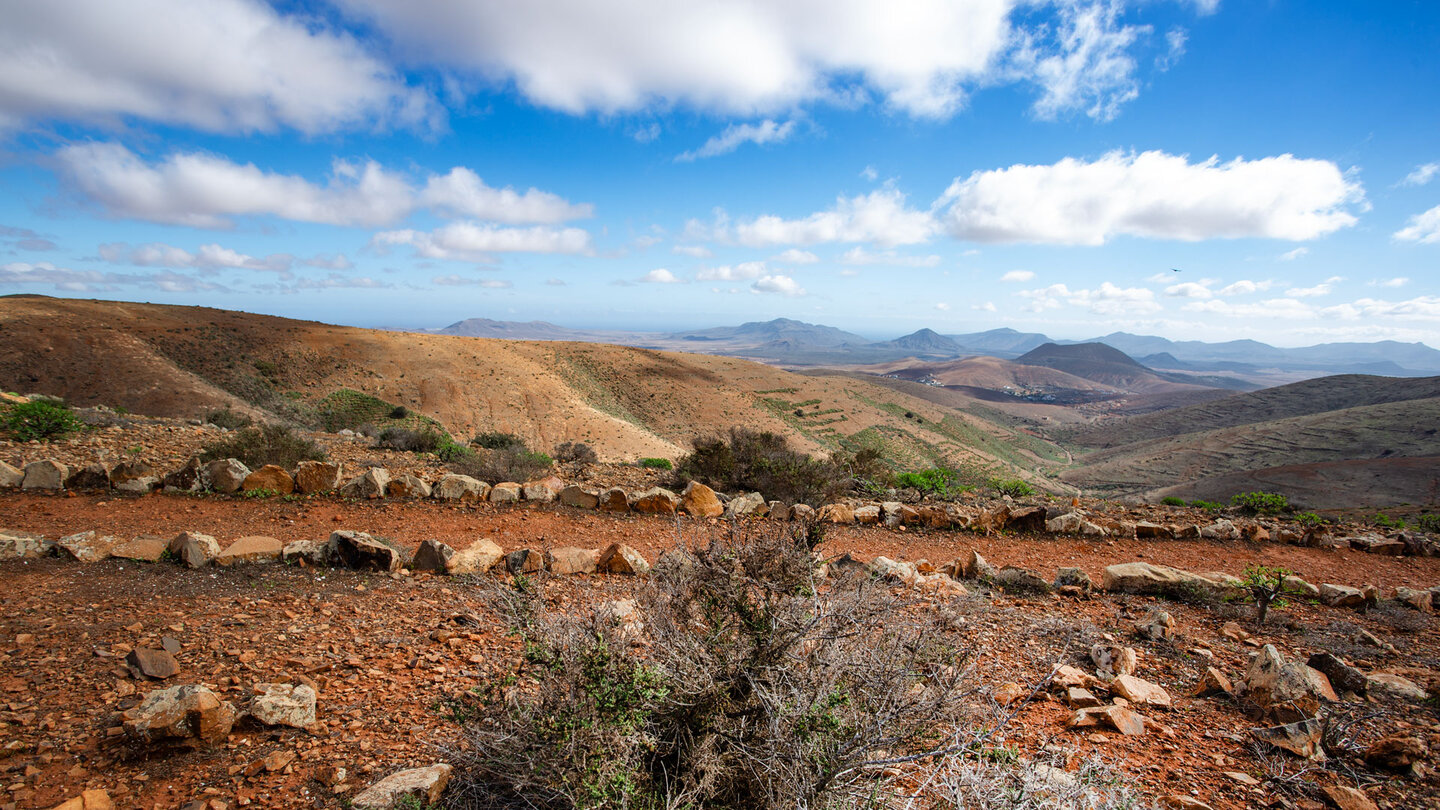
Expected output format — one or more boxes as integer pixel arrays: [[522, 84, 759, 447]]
[[1251, 719, 1325, 761], [1005, 506, 1048, 533], [293, 460, 343, 494], [111, 534, 169, 563], [66, 463, 112, 490], [203, 458, 250, 494], [0, 531, 51, 559], [522, 476, 564, 502], [162, 457, 204, 492], [488, 482, 522, 503], [1046, 512, 1107, 536], [432, 474, 488, 502], [1199, 519, 1241, 541], [248, 683, 317, 729], [126, 647, 179, 680], [340, 467, 390, 499], [21, 459, 67, 490], [1365, 673, 1429, 701], [446, 539, 506, 575], [1306, 652, 1367, 695], [994, 566, 1052, 594], [679, 481, 723, 517], [598, 543, 650, 575], [597, 487, 630, 512], [852, 504, 881, 525], [1101, 562, 1218, 595], [1112, 674, 1171, 707], [546, 546, 600, 575], [329, 530, 401, 572], [57, 531, 119, 563], [1068, 704, 1145, 736], [281, 540, 331, 566], [559, 485, 600, 509], [632, 487, 680, 514], [1240, 645, 1334, 723], [241, 464, 295, 495], [386, 474, 432, 499], [121, 684, 237, 746], [215, 535, 283, 566], [726, 492, 768, 519], [818, 503, 855, 524], [1319, 583, 1366, 608], [505, 549, 544, 575], [0, 460, 21, 488], [350, 764, 453, 810], [167, 532, 220, 568], [1091, 643, 1138, 678], [411, 539, 455, 573], [109, 459, 156, 488]]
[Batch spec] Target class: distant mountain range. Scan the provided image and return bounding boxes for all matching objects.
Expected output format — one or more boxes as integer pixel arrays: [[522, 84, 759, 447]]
[[432, 317, 1440, 377]]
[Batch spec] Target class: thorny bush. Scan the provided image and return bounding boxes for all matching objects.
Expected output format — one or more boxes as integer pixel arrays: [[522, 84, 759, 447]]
[[672, 427, 851, 506], [447, 521, 979, 809], [199, 424, 325, 469]]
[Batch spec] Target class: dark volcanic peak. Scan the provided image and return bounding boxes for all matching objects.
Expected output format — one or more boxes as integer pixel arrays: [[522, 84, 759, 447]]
[[945, 327, 1053, 356], [669, 317, 869, 348], [1016, 342, 1147, 369], [876, 328, 964, 355]]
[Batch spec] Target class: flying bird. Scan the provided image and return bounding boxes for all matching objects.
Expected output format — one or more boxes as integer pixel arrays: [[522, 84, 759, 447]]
[[1171, 268, 1181, 272]]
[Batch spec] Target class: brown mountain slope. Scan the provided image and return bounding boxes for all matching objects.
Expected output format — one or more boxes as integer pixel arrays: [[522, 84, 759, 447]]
[[861, 355, 1120, 393], [0, 296, 1067, 475]]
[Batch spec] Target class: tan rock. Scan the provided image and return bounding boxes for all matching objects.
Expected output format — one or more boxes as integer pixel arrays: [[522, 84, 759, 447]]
[[57, 531, 119, 563], [993, 682, 1025, 706], [411, 539, 454, 573], [293, 460, 343, 494], [249, 683, 317, 729], [818, 503, 855, 524], [386, 473, 432, 499], [1319, 583, 1365, 608], [1251, 718, 1325, 760], [597, 486, 630, 512], [546, 546, 599, 575], [350, 764, 453, 810], [558, 485, 600, 509], [522, 477, 563, 502], [680, 481, 724, 517], [488, 482, 522, 503], [21, 458, 68, 490], [432, 474, 488, 501], [598, 543, 650, 575], [1322, 785, 1378, 810], [167, 532, 220, 568], [853, 504, 882, 524], [215, 535, 283, 566], [1112, 674, 1171, 707], [1193, 667, 1234, 698], [203, 458, 249, 493], [241, 464, 295, 495], [1091, 643, 1137, 678], [1069, 705, 1145, 736], [122, 684, 237, 746], [340, 467, 390, 498], [110, 534, 169, 563], [446, 539, 505, 575], [631, 487, 679, 514]]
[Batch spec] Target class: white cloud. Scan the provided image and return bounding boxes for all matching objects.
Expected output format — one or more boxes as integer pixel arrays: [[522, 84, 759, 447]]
[[0, 261, 224, 293], [838, 269, 859, 277], [672, 245, 714, 258], [0, 0, 435, 134], [772, 249, 819, 264], [1012, 0, 1146, 122], [1400, 162, 1439, 187], [1157, 27, 1187, 70], [1284, 276, 1343, 298], [937, 150, 1364, 245], [303, 254, 353, 271], [697, 188, 936, 248], [1183, 297, 1315, 320], [98, 241, 292, 273], [1394, 204, 1440, 244], [1215, 279, 1272, 296], [55, 143, 590, 228], [371, 222, 593, 261], [840, 247, 941, 267], [999, 269, 1035, 282], [283, 274, 389, 292], [1277, 247, 1308, 261], [973, 301, 997, 312], [751, 274, 805, 296], [1163, 281, 1211, 298], [640, 268, 682, 284], [934, 302, 951, 311], [631, 123, 661, 143], [432, 275, 512, 288], [334, 0, 1183, 121], [1017, 281, 1160, 315], [860, 166, 878, 181], [696, 261, 768, 281], [676, 119, 796, 162], [1373, 277, 1409, 288]]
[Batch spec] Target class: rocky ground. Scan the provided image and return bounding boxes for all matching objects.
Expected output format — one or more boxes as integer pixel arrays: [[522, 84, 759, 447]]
[[1, 417, 1438, 809]]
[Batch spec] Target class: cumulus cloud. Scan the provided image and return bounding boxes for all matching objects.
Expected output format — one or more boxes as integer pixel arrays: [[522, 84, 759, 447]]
[[334, 0, 1184, 121], [1215, 279, 1272, 296], [98, 241, 293, 274], [1400, 162, 1439, 187], [1394, 204, 1440, 244], [640, 268, 682, 283], [1285, 276, 1342, 298], [1164, 281, 1211, 298], [693, 188, 935, 248], [1017, 281, 1160, 315], [751, 274, 805, 296], [999, 269, 1035, 282], [860, 166, 879, 181], [772, 249, 819, 264], [371, 222, 593, 261], [696, 261, 767, 281], [936, 150, 1364, 245], [303, 254, 354, 271], [839, 247, 941, 267], [55, 143, 590, 228], [676, 119, 796, 162], [1278, 247, 1308, 261], [935, 302, 951, 311], [0, 0, 435, 134], [1373, 277, 1409, 288], [0, 261, 225, 293]]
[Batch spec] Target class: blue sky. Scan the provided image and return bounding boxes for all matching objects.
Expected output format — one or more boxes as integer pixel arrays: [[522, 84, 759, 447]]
[[1, 0, 1437, 346]]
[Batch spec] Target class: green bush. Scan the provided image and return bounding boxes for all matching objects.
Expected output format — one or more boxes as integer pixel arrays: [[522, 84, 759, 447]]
[[389, 405, 410, 419], [375, 426, 447, 454], [987, 477, 1035, 498], [1294, 512, 1325, 527], [2, 400, 84, 442], [1241, 564, 1298, 624], [1372, 512, 1406, 530], [896, 467, 969, 497], [1189, 499, 1225, 511], [673, 427, 849, 506], [1416, 514, 1440, 534], [199, 424, 326, 469], [1160, 496, 1185, 507], [638, 457, 672, 470], [1230, 491, 1288, 515], [203, 407, 252, 430], [472, 431, 528, 451]]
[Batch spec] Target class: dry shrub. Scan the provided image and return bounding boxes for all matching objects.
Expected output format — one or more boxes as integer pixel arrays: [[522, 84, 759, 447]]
[[447, 522, 976, 809], [199, 424, 325, 469], [448, 446, 553, 484], [672, 427, 850, 506]]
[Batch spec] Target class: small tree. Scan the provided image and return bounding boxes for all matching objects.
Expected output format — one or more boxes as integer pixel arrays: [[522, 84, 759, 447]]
[[1242, 564, 1295, 625], [2, 400, 84, 442]]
